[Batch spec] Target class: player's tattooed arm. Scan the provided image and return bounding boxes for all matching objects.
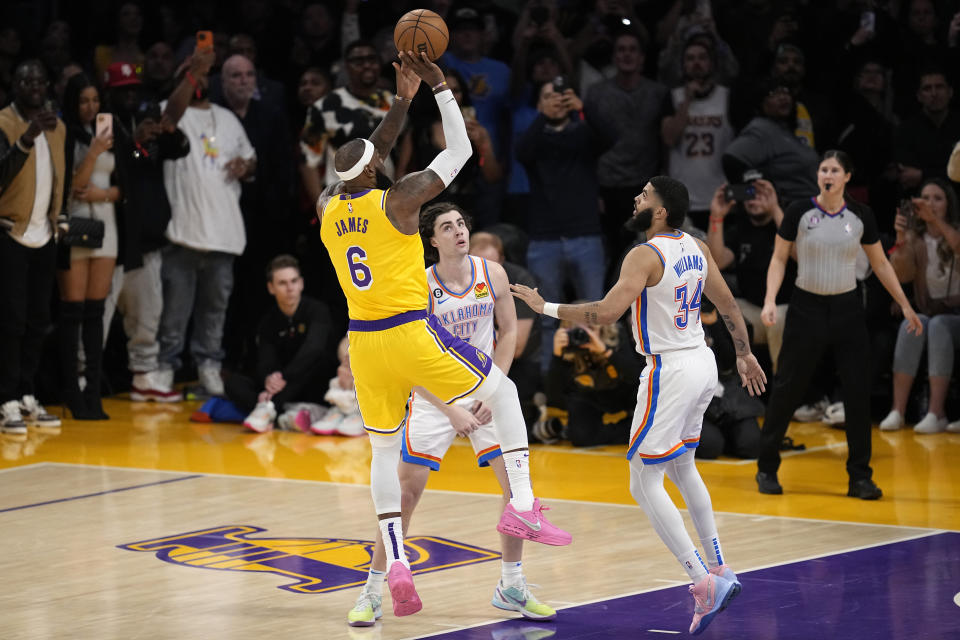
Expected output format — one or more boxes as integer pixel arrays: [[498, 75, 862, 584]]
[[369, 99, 410, 160], [384, 169, 446, 234], [719, 313, 750, 356]]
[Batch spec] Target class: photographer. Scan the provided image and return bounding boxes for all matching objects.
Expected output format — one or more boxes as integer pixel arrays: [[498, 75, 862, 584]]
[[881, 179, 960, 434], [518, 77, 612, 372], [538, 318, 642, 447], [0, 60, 66, 433], [706, 175, 794, 372]]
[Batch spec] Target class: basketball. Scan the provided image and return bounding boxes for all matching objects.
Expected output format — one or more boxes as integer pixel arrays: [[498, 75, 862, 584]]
[[394, 9, 449, 61]]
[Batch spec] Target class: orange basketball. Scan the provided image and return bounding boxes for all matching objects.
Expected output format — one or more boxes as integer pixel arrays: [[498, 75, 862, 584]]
[[394, 9, 449, 61]]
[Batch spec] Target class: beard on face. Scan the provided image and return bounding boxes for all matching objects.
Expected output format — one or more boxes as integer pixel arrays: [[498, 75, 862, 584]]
[[625, 206, 654, 233]]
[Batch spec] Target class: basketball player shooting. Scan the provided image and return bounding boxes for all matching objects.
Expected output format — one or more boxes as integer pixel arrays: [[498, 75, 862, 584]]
[[318, 51, 571, 620], [512, 176, 766, 635]]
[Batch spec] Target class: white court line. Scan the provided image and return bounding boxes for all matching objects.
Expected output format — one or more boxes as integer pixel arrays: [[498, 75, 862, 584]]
[[515, 441, 848, 465], [648, 631, 682, 635], [37, 461, 955, 533], [404, 529, 948, 640]]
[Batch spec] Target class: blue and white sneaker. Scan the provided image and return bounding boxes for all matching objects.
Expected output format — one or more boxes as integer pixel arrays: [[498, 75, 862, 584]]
[[492, 579, 556, 620], [709, 564, 741, 602]]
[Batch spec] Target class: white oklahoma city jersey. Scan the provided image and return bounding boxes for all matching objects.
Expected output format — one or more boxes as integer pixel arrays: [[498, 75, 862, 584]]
[[627, 230, 717, 465], [404, 256, 501, 471], [631, 230, 707, 356]]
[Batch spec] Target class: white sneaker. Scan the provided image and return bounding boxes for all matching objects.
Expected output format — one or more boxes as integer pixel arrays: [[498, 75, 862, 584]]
[[1, 400, 27, 435], [244, 401, 276, 433], [335, 412, 365, 437], [131, 370, 183, 402], [198, 363, 225, 396], [793, 397, 828, 422], [913, 412, 947, 434], [879, 410, 903, 431], [311, 407, 344, 435], [20, 395, 61, 428], [947, 420, 960, 433], [822, 402, 845, 426], [277, 408, 312, 433]]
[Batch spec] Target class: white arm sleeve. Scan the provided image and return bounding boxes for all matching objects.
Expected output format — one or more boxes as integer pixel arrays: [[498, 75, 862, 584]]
[[426, 89, 473, 187]]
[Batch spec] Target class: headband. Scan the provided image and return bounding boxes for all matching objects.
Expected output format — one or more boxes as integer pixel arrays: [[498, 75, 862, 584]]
[[335, 139, 375, 181]]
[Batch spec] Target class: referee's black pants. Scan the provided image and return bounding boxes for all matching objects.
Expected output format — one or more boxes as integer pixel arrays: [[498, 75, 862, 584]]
[[758, 288, 873, 483]]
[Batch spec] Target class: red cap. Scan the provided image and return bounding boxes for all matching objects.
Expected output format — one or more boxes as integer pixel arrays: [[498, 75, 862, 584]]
[[103, 62, 141, 88]]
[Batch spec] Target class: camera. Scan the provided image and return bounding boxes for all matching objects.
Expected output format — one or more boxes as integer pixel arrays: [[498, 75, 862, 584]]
[[899, 198, 914, 219], [566, 327, 590, 348], [552, 75, 567, 94], [724, 169, 762, 202], [136, 101, 162, 123]]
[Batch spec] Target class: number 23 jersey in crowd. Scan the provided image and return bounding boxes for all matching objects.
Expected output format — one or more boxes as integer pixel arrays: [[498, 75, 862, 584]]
[[631, 231, 707, 356]]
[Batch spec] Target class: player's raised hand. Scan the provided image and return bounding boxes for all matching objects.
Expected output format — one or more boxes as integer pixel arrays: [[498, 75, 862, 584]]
[[736, 353, 767, 396], [510, 283, 545, 314], [447, 403, 481, 436], [397, 51, 444, 88], [392, 53, 422, 100]]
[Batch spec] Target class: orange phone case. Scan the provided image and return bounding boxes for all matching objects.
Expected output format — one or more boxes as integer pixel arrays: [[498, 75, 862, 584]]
[[196, 30, 213, 51]]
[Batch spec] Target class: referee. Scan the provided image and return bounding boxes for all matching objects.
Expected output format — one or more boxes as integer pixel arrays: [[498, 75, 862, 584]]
[[755, 150, 923, 500]]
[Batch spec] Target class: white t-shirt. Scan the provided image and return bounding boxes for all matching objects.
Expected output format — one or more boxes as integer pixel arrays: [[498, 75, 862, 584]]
[[161, 103, 255, 255], [925, 234, 960, 300], [14, 131, 54, 248]]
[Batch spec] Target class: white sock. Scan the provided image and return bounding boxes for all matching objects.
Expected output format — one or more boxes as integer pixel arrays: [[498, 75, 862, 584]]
[[679, 548, 709, 582], [699, 536, 724, 569], [378, 517, 408, 569], [502, 450, 534, 511], [365, 568, 386, 594], [501, 560, 523, 587]]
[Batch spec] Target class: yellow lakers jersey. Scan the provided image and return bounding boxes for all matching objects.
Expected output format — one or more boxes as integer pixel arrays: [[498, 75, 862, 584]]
[[320, 188, 428, 321]]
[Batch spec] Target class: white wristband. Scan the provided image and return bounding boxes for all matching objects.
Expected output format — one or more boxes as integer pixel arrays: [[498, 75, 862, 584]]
[[543, 302, 559, 318]]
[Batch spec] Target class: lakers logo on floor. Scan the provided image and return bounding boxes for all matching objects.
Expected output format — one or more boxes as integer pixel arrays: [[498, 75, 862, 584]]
[[119, 525, 500, 593]]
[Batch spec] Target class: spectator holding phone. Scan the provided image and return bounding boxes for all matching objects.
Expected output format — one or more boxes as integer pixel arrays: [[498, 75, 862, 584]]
[[57, 74, 119, 419], [881, 179, 960, 434], [518, 78, 613, 372], [706, 176, 794, 372], [0, 60, 68, 434]]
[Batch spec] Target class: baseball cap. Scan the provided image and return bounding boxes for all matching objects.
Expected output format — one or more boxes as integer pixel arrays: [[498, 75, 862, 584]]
[[103, 62, 141, 88], [449, 6, 484, 31]]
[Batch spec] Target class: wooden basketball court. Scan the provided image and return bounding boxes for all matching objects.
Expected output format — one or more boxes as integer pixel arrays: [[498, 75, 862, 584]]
[[1, 398, 958, 639]]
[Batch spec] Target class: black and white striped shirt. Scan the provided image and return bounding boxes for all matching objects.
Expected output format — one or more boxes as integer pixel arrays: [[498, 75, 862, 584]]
[[778, 197, 880, 296]]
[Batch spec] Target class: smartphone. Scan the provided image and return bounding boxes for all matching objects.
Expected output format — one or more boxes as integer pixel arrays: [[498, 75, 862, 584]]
[[460, 106, 476, 122], [196, 30, 214, 52], [552, 75, 566, 94], [724, 183, 756, 202], [860, 11, 875, 34], [95, 113, 113, 138], [899, 198, 914, 219]]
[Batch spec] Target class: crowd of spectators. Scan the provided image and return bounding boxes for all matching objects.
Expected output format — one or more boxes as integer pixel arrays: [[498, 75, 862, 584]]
[[1, 0, 959, 448]]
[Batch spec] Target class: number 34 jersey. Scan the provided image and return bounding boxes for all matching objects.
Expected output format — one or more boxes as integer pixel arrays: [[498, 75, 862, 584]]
[[319, 188, 429, 321], [631, 231, 707, 356]]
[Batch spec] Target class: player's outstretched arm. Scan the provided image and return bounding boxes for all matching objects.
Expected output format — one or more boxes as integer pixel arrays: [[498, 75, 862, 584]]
[[368, 54, 421, 159], [695, 239, 767, 396], [385, 51, 472, 235], [510, 245, 656, 326]]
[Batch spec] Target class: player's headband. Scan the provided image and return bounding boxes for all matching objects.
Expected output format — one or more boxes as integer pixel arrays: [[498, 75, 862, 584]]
[[335, 139, 375, 181]]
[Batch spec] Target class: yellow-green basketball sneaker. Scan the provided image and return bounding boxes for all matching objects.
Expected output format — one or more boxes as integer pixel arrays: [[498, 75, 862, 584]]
[[347, 590, 382, 627], [491, 579, 556, 620]]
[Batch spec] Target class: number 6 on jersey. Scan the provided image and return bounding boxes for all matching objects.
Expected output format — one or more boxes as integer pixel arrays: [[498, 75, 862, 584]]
[[346, 246, 373, 289]]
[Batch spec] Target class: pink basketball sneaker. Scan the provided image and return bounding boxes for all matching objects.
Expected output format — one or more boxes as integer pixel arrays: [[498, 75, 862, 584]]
[[496, 498, 572, 546], [689, 573, 737, 635], [386, 562, 422, 617], [709, 565, 741, 601]]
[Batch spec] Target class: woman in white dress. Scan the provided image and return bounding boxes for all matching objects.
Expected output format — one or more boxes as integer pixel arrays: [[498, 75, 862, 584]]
[[58, 74, 119, 419]]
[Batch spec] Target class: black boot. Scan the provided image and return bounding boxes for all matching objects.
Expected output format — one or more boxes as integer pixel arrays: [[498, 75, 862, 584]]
[[81, 298, 109, 420], [59, 301, 94, 419]]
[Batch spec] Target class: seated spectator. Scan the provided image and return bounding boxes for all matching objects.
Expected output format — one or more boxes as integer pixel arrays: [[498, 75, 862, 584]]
[[893, 69, 960, 192], [58, 74, 119, 420], [518, 79, 610, 372], [308, 335, 364, 437], [722, 77, 819, 206], [227, 255, 333, 433], [396, 68, 502, 219], [470, 230, 541, 427], [881, 179, 960, 433], [706, 177, 794, 372], [536, 315, 641, 447], [662, 35, 735, 231]]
